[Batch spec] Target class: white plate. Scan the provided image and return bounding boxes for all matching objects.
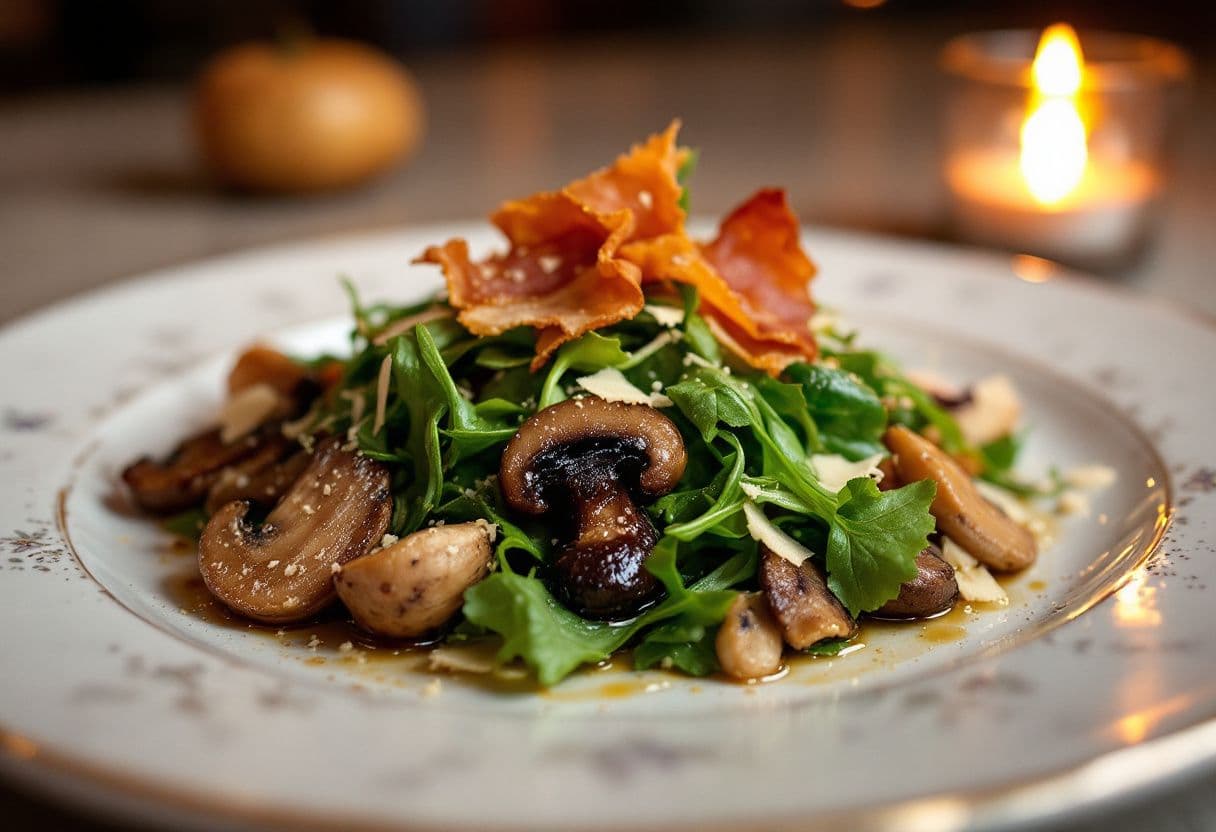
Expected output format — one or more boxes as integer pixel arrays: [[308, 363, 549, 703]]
[[1, 225, 1213, 831]]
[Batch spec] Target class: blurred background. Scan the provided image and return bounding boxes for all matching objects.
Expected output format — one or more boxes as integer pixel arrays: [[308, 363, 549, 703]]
[[2, 1, 1215, 828], [1, 0, 1212, 326]]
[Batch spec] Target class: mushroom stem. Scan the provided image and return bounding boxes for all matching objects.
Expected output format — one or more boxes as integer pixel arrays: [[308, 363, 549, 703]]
[[555, 468, 661, 619], [498, 397, 687, 621]]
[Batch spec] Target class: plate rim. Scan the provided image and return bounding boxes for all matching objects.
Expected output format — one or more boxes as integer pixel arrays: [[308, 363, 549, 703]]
[[0, 224, 1212, 832]]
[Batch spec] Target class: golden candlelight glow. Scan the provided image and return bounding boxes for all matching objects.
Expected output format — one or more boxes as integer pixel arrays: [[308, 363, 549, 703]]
[[1114, 568, 1161, 629], [1020, 23, 1088, 206]]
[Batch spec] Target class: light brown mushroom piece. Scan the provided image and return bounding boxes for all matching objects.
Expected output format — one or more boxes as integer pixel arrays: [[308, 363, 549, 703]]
[[498, 396, 687, 621], [884, 425, 1037, 572], [198, 439, 391, 624], [873, 545, 959, 619], [715, 593, 785, 680], [335, 521, 495, 638], [759, 547, 857, 649]]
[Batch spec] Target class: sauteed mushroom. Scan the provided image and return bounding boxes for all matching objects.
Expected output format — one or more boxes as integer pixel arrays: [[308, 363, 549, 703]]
[[198, 439, 391, 623], [884, 425, 1037, 571], [204, 447, 311, 515], [874, 545, 958, 619], [335, 521, 495, 638], [715, 592, 784, 680], [499, 396, 687, 620], [122, 428, 270, 514], [759, 547, 857, 648]]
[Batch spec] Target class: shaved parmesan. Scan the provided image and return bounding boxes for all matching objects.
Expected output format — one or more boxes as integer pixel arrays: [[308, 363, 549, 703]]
[[1063, 464, 1117, 491], [371, 305, 454, 346], [372, 354, 393, 435], [219, 383, 280, 443], [941, 537, 1007, 603], [427, 643, 498, 675], [954, 374, 1021, 446], [1056, 490, 1091, 516], [628, 329, 682, 365], [576, 368, 672, 407], [809, 453, 885, 493], [974, 480, 1032, 525], [743, 501, 813, 566], [644, 304, 685, 328]]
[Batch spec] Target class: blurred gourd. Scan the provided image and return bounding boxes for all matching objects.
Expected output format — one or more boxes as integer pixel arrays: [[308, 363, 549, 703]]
[[194, 37, 425, 193]]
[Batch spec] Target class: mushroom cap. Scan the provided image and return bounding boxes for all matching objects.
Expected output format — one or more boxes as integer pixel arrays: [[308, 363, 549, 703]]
[[498, 396, 687, 515], [873, 545, 959, 619], [198, 439, 391, 624], [335, 522, 494, 638]]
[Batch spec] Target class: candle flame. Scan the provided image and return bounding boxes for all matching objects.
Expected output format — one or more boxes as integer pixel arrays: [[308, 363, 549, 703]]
[[1020, 23, 1088, 206]]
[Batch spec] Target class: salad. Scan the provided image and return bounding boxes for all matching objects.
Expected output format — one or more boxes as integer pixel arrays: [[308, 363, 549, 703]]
[[123, 122, 1056, 686]]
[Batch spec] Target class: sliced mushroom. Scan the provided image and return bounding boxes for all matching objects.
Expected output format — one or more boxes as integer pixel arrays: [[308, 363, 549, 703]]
[[498, 396, 687, 620], [335, 521, 495, 638], [873, 545, 959, 619], [198, 439, 391, 623], [759, 547, 857, 648], [122, 428, 270, 514], [715, 593, 784, 680], [204, 447, 310, 515], [884, 425, 1037, 571]]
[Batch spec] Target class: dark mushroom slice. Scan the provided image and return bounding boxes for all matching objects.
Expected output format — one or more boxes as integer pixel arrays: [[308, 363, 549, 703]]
[[198, 439, 391, 624], [759, 547, 857, 649], [498, 396, 687, 621], [204, 446, 311, 515], [122, 428, 270, 514], [884, 425, 1037, 572], [873, 545, 959, 619], [335, 521, 495, 638]]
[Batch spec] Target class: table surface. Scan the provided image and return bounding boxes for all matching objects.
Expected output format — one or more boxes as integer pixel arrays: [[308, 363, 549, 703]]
[[2, 20, 1214, 832]]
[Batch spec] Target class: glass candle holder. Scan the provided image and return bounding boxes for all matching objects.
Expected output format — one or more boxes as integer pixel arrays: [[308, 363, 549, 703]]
[[940, 28, 1189, 270]]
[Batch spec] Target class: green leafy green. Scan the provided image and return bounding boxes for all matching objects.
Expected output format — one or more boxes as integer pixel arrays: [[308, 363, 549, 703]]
[[537, 332, 631, 409], [785, 363, 885, 459], [462, 539, 747, 685]]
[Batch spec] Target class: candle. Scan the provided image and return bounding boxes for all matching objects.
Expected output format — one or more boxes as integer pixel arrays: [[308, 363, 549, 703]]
[[940, 26, 1188, 269]]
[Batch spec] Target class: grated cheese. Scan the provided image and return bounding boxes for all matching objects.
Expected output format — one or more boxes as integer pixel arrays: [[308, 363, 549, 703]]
[[644, 304, 685, 328], [941, 538, 1007, 603], [218, 383, 281, 443], [1063, 464, 1117, 491], [954, 374, 1021, 447], [742, 501, 813, 566], [371, 306, 454, 346], [372, 354, 393, 436], [809, 453, 885, 493], [576, 368, 673, 408]]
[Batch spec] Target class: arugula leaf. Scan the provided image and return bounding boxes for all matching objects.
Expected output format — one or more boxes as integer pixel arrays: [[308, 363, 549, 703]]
[[537, 332, 631, 409], [162, 508, 207, 540], [633, 621, 719, 675], [785, 363, 885, 460], [826, 477, 937, 616], [462, 539, 745, 685], [678, 285, 722, 364], [389, 334, 448, 533], [416, 325, 518, 461]]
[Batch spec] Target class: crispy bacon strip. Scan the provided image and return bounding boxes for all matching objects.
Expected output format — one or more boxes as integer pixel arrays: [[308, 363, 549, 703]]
[[620, 189, 817, 372], [416, 123, 688, 369]]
